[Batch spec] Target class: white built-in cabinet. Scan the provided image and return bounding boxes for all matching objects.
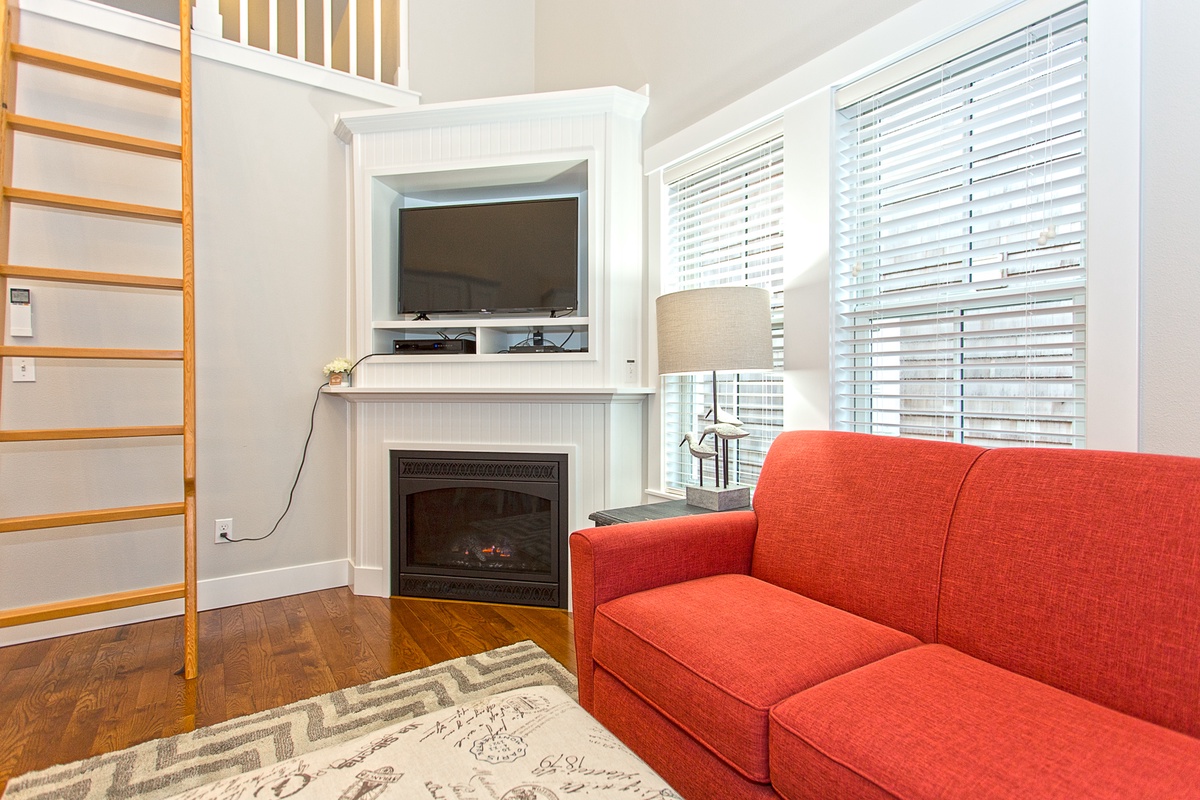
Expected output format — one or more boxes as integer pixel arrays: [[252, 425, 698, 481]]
[[332, 88, 651, 597], [334, 87, 650, 391]]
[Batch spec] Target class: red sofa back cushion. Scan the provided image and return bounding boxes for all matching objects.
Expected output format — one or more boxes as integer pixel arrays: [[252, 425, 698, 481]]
[[751, 431, 984, 642], [938, 447, 1200, 738]]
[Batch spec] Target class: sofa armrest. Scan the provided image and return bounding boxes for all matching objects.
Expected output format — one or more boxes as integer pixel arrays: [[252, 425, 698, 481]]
[[569, 510, 758, 710]]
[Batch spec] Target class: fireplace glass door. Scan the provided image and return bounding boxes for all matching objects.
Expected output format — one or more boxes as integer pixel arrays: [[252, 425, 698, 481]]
[[391, 451, 568, 607]]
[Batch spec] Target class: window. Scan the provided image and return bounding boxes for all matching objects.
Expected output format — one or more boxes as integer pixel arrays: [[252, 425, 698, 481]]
[[662, 134, 785, 491], [833, 4, 1088, 447]]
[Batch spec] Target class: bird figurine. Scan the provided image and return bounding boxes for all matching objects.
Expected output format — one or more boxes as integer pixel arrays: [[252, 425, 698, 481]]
[[703, 406, 745, 427], [680, 432, 717, 487], [702, 422, 749, 441], [701, 423, 751, 489]]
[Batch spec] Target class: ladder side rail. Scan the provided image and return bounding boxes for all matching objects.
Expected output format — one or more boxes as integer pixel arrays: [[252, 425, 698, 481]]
[[180, 0, 198, 681], [0, 1, 15, 425]]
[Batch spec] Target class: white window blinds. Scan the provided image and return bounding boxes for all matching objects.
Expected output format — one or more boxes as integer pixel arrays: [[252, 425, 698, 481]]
[[833, 3, 1088, 447], [663, 135, 785, 491]]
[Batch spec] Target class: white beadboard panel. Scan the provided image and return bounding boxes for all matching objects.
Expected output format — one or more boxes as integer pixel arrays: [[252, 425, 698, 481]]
[[362, 113, 609, 172], [349, 397, 641, 595], [356, 358, 602, 390]]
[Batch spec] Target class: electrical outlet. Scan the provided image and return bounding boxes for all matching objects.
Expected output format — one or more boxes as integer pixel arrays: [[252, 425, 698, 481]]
[[215, 518, 233, 543]]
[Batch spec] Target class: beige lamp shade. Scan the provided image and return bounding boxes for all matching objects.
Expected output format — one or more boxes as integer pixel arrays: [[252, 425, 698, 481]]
[[656, 286, 774, 375]]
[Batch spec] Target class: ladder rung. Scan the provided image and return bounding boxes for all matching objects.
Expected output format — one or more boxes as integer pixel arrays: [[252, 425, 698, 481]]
[[10, 43, 181, 97], [0, 425, 184, 442], [0, 264, 183, 290], [7, 114, 182, 159], [0, 345, 184, 360], [0, 583, 186, 628], [3, 187, 182, 222], [0, 502, 185, 534]]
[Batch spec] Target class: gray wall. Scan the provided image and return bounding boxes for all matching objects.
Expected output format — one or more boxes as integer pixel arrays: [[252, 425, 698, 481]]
[[408, 0, 535, 103], [0, 10, 387, 617], [532, 0, 921, 148], [1140, 0, 1200, 456]]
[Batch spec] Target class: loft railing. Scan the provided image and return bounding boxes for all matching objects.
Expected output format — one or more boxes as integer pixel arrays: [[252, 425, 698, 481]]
[[193, 0, 408, 87]]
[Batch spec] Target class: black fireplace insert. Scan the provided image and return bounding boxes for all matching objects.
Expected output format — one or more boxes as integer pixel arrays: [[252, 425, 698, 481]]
[[390, 450, 569, 608]]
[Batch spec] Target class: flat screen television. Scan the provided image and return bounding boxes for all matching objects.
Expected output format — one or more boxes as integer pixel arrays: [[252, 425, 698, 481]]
[[397, 197, 580, 316]]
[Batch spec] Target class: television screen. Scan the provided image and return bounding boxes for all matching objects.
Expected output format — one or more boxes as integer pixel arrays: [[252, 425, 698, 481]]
[[398, 197, 580, 316]]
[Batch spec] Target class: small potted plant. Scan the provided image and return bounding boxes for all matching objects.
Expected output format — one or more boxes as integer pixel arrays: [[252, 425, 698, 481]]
[[324, 357, 354, 387]]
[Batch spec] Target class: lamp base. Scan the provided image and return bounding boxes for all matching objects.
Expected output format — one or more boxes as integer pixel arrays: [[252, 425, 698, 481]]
[[685, 484, 752, 511]]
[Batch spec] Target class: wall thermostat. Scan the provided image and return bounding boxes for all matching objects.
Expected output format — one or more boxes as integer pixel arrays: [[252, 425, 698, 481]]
[[9, 287, 32, 337]]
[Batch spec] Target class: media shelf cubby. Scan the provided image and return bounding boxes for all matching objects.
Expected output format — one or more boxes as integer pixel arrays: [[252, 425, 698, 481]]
[[376, 317, 592, 359]]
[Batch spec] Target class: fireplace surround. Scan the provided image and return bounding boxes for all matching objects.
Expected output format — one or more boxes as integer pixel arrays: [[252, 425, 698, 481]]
[[390, 450, 569, 608]]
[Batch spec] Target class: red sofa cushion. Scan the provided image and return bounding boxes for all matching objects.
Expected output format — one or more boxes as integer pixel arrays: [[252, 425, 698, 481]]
[[593, 669, 780, 800], [938, 447, 1200, 738], [770, 645, 1200, 800], [750, 431, 984, 641], [593, 573, 919, 782]]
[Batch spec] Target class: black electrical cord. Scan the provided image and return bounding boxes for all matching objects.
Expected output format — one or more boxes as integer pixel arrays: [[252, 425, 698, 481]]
[[221, 353, 381, 543]]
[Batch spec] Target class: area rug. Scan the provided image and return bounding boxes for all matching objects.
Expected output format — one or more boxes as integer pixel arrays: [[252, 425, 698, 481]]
[[3, 640, 576, 800], [164, 684, 678, 800]]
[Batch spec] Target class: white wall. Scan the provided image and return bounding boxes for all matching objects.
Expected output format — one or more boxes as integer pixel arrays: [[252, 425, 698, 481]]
[[408, 0, 535, 103], [1140, 0, 1200, 456], [532, 0, 921, 149], [0, 5, 394, 641]]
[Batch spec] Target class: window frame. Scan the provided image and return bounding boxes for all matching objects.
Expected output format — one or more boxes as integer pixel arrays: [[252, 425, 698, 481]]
[[658, 127, 786, 494]]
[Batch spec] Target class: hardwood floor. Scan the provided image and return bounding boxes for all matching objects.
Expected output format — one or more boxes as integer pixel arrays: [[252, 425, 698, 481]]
[[0, 588, 575, 794]]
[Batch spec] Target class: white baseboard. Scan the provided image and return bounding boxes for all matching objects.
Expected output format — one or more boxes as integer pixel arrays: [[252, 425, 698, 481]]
[[350, 565, 388, 598], [0, 559, 350, 647]]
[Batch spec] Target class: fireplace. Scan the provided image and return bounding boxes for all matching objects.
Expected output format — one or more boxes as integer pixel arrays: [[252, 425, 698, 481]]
[[390, 450, 569, 608]]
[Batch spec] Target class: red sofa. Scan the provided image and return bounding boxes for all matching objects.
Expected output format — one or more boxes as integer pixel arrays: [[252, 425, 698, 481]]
[[570, 431, 1200, 799]]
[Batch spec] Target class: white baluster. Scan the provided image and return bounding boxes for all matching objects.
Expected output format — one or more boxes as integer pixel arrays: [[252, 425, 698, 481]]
[[395, 0, 409, 87], [323, 0, 332, 70], [192, 0, 222, 37], [296, 0, 306, 62], [268, 0, 278, 54], [372, 0, 381, 81], [348, 0, 358, 76]]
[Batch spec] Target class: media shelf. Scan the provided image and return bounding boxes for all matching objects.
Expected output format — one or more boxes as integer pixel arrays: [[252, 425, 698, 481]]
[[373, 316, 591, 357]]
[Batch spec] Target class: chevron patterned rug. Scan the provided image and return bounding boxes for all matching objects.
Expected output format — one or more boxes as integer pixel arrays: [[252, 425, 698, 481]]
[[3, 640, 575, 800]]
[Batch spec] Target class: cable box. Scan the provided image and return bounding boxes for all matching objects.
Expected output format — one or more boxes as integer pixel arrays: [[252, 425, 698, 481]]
[[394, 339, 476, 354], [510, 344, 564, 353]]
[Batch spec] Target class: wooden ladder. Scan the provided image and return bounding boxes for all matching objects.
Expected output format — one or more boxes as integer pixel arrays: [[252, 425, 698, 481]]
[[0, 1, 197, 677]]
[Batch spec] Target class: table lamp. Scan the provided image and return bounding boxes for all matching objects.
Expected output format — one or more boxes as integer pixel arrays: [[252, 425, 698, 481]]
[[656, 286, 774, 509]]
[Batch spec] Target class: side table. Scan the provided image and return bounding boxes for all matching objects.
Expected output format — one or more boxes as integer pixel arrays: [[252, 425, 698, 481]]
[[588, 498, 728, 526]]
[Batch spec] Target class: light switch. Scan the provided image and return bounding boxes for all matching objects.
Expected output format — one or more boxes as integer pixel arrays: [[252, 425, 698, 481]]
[[13, 358, 35, 382]]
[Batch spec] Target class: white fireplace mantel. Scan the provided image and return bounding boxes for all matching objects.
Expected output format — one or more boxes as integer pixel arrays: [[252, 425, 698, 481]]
[[328, 387, 653, 403]]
